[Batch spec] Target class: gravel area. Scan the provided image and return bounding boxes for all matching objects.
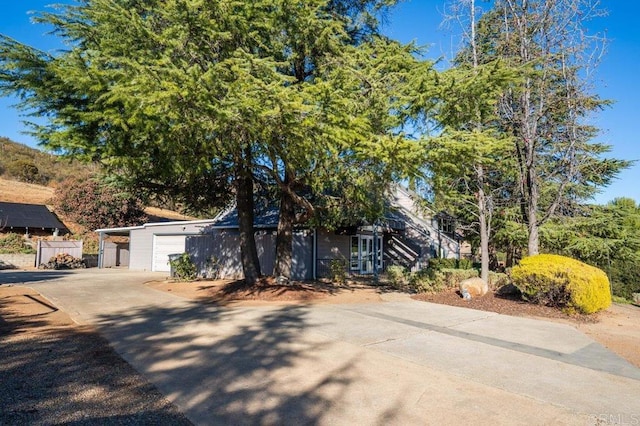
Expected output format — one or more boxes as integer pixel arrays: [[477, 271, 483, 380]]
[[0, 286, 192, 425]]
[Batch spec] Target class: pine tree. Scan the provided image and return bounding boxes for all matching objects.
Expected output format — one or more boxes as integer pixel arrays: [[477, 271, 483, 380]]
[[0, 0, 431, 282], [457, 0, 631, 255]]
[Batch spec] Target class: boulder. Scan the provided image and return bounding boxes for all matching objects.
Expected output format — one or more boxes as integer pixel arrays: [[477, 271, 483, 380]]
[[459, 277, 489, 300]]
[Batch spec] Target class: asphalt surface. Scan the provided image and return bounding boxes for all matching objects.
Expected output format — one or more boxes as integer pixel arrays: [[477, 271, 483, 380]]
[[3, 269, 639, 425]]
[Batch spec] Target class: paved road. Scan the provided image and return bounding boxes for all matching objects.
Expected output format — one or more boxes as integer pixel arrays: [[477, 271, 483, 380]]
[[3, 269, 640, 425]]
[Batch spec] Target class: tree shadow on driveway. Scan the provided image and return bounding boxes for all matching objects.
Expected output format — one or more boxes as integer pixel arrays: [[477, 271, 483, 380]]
[[0, 270, 71, 285], [95, 302, 363, 425]]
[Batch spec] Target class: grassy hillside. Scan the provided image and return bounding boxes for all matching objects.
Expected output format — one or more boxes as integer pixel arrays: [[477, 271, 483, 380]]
[[0, 137, 97, 186], [0, 177, 54, 204], [0, 138, 199, 230]]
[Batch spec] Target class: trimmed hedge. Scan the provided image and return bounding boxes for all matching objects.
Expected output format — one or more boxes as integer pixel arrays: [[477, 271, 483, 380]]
[[510, 254, 611, 314], [428, 258, 475, 270]]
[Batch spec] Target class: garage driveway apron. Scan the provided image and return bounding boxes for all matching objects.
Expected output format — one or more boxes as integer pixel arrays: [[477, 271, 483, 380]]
[[7, 269, 640, 425]]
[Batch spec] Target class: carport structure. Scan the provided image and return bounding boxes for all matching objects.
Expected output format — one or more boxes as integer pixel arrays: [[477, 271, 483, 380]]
[[96, 219, 219, 271]]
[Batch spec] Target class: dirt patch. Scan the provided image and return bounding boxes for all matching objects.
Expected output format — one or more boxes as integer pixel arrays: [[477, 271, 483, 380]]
[[145, 206, 198, 222], [0, 284, 192, 425], [412, 288, 599, 323], [573, 303, 640, 370], [147, 277, 387, 306]]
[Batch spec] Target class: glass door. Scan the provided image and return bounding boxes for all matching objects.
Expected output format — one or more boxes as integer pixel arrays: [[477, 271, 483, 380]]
[[360, 236, 373, 274]]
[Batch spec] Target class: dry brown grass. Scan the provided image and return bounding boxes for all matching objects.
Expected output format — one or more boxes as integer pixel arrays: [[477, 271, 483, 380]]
[[145, 206, 198, 221], [0, 177, 197, 229], [0, 177, 55, 205]]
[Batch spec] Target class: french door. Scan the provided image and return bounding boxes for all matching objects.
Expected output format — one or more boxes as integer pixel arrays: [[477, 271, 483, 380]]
[[350, 235, 383, 274]]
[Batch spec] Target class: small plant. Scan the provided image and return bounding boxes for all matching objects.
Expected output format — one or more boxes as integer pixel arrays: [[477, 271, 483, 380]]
[[0, 233, 36, 254], [386, 265, 408, 290], [169, 253, 197, 281], [457, 258, 474, 270], [204, 255, 220, 279], [611, 295, 632, 305], [488, 271, 510, 290], [437, 268, 479, 289], [428, 257, 463, 270], [328, 259, 346, 285]]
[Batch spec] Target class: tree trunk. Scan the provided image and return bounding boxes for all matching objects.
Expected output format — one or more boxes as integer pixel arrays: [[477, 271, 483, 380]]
[[235, 150, 261, 285], [527, 207, 539, 256], [477, 165, 490, 283], [274, 177, 294, 278], [526, 159, 540, 256], [471, 0, 489, 284]]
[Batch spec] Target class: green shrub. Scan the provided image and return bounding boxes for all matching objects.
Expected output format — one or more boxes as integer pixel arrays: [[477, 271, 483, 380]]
[[0, 233, 35, 254], [6, 159, 48, 184], [329, 259, 346, 285], [457, 258, 474, 270], [386, 265, 408, 290], [488, 271, 510, 290], [609, 259, 640, 301], [510, 254, 611, 314], [169, 253, 197, 281], [428, 258, 458, 271], [437, 268, 479, 289], [408, 268, 442, 293]]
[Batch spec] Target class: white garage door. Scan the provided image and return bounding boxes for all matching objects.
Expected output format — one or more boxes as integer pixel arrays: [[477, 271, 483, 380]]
[[152, 235, 186, 272]]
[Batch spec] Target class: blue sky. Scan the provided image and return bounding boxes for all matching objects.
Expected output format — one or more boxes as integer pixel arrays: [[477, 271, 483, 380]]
[[1, 0, 638, 205]]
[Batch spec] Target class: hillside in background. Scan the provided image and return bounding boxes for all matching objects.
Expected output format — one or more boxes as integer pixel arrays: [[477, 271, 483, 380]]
[[0, 137, 97, 186], [0, 177, 196, 226], [0, 138, 199, 223], [0, 178, 54, 205]]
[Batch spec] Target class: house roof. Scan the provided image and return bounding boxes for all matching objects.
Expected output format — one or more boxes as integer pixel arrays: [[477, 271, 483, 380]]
[[95, 218, 221, 234], [206, 203, 407, 231], [97, 185, 439, 235], [0, 201, 67, 231], [208, 205, 281, 229]]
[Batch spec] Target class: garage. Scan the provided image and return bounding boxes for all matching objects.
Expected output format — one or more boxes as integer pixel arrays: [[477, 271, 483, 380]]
[[152, 235, 186, 272], [97, 219, 220, 272]]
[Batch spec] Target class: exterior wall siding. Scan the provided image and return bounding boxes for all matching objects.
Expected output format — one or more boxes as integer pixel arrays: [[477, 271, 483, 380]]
[[255, 232, 276, 276], [316, 229, 350, 261], [128, 222, 211, 271], [101, 242, 130, 268], [128, 227, 152, 271], [187, 229, 313, 280], [187, 230, 243, 279], [391, 185, 460, 261], [291, 232, 313, 280]]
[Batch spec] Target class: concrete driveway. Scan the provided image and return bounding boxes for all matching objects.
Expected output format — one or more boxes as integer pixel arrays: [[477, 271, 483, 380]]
[[4, 269, 639, 425]]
